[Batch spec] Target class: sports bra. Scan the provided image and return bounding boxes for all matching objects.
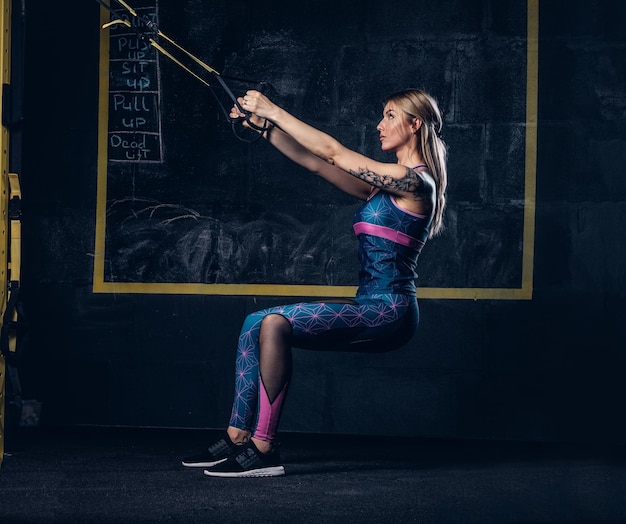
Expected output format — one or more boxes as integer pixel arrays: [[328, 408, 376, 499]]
[[352, 165, 433, 295]]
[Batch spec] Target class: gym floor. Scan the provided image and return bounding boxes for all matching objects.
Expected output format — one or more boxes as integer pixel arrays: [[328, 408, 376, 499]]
[[1, 426, 625, 523]]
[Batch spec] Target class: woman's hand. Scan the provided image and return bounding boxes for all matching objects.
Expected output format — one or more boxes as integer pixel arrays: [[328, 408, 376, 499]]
[[229, 90, 279, 134], [229, 98, 247, 121], [229, 95, 267, 131], [239, 90, 279, 121]]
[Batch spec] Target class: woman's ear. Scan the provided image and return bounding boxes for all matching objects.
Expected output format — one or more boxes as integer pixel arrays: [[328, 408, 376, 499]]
[[412, 118, 423, 134]]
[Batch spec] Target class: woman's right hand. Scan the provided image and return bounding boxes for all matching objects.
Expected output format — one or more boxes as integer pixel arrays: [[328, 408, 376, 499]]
[[229, 98, 246, 122], [229, 97, 267, 131]]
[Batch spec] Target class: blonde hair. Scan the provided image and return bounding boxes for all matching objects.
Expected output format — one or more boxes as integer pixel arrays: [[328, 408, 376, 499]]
[[385, 89, 448, 238]]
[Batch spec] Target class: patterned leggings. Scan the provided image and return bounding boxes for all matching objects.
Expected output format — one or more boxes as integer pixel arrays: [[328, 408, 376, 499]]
[[228, 293, 418, 438]]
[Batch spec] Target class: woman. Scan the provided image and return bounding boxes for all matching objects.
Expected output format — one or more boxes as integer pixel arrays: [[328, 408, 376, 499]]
[[182, 88, 447, 477]]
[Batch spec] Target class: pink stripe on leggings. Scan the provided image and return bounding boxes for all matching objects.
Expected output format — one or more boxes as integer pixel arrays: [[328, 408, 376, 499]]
[[253, 381, 288, 443]]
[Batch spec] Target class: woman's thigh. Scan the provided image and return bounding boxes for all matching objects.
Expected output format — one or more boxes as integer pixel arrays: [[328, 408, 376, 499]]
[[260, 294, 418, 353]]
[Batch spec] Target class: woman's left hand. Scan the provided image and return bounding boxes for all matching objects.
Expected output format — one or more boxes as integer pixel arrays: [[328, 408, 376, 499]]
[[240, 90, 278, 121]]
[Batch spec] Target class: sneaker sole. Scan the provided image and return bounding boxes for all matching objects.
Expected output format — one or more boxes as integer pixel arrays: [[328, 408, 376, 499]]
[[203, 465, 285, 478], [181, 457, 228, 468]]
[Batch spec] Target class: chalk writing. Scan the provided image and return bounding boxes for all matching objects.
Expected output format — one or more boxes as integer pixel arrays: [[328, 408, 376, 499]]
[[107, 1, 163, 163], [109, 133, 160, 162]]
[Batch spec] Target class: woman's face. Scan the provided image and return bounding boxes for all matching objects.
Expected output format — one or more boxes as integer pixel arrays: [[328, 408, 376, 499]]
[[377, 101, 414, 152]]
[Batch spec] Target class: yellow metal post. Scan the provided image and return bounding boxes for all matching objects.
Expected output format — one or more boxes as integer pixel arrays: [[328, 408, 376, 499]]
[[0, 0, 12, 468]]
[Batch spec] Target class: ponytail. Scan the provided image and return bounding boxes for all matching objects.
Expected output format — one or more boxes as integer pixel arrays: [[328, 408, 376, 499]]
[[384, 89, 448, 239], [419, 120, 447, 238]]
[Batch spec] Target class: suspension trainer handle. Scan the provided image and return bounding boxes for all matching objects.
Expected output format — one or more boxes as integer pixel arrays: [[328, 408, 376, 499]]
[[226, 80, 273, 130]]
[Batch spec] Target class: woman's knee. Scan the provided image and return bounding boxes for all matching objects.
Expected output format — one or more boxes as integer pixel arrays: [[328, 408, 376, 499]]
[[259, 314, 292, 341]]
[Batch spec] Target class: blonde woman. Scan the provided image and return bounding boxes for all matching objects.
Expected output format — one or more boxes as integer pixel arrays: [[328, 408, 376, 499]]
[[183, 88, 448, 477]]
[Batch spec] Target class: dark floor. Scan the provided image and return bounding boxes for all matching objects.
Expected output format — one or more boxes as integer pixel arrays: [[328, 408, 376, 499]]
[[1, 426, 625, 523]]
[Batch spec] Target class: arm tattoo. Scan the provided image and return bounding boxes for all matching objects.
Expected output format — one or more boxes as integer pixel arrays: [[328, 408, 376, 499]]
[[349, 167, 427, 199]]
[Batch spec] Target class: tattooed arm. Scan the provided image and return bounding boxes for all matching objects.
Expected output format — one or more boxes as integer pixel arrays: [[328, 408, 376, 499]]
[[241, 90, 434, 209], [350, 166, 425, 195]]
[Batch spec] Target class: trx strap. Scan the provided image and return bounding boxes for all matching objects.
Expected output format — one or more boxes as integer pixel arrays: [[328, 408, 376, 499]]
[[94, 0, 273, 143]]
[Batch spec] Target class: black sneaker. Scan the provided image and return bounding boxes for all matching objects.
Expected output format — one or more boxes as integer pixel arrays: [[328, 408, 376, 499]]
[[203, 439, 285, 478], [181, 431, 237, 468]]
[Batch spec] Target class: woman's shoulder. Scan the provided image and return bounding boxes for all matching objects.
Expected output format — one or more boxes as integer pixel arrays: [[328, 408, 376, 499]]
[[389, 166, 435, 215], [401, 165, 435, 198]]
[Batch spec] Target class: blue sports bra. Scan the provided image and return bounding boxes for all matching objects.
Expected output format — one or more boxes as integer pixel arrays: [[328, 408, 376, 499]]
[[352, 165, 433, 295]]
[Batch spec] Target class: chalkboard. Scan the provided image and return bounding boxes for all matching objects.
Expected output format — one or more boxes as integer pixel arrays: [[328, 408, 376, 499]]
[[94, 0, 537, 299]]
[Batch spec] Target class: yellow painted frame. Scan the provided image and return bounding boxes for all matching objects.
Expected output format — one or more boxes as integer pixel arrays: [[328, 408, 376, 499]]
[[0, 0, 12, 468], [93, 0, 538, 301]]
